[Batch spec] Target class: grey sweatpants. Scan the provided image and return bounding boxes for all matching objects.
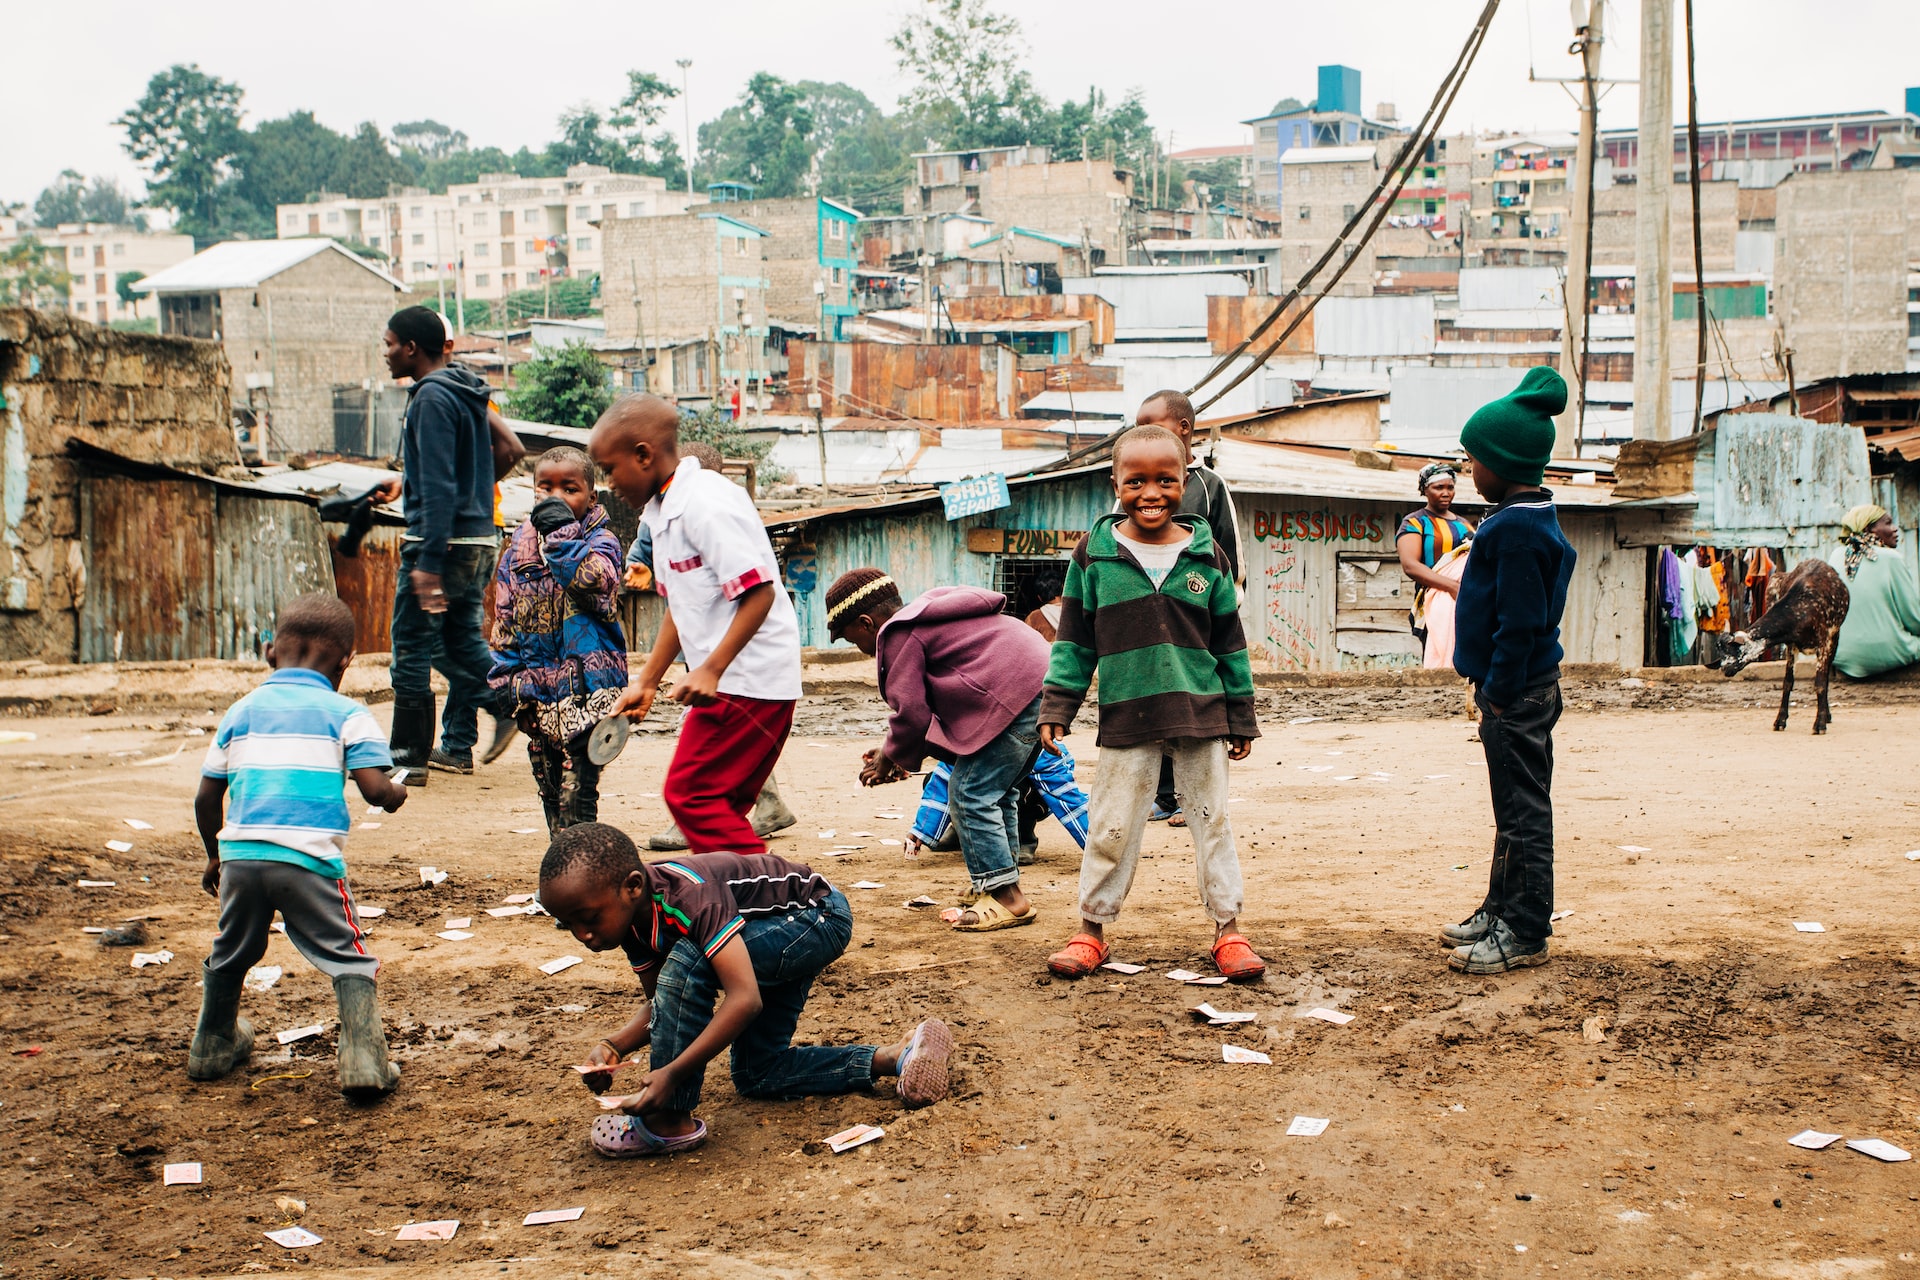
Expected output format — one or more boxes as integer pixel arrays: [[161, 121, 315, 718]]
[[206, 859, 380, 981], [1079, 738, 1244, 926]]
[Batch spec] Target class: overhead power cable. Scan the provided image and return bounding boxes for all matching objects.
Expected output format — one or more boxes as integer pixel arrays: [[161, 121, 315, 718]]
[[1182, 0, 1504, 415]]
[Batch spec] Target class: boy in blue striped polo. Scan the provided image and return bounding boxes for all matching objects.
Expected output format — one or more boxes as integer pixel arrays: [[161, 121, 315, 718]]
[[189, 594, 410, 1099]]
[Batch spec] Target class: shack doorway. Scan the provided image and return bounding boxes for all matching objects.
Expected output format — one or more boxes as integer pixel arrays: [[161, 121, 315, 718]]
[[1334, 550, 1421, 668], [992, 556, 1071, 623]]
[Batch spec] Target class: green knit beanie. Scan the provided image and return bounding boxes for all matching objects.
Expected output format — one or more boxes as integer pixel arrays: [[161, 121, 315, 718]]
[[1459, 366, 1566, 486]]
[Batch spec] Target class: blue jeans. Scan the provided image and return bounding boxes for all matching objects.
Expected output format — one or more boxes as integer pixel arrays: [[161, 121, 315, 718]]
[[391, 542, 497, 756], [947, 695, 1040, 894], [650, 888, 872, 1112]]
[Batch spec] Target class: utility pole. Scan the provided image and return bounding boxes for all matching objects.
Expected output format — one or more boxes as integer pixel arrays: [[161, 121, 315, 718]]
[[1553, 0, 1605, 458], [1633, 0, 1674, 441], [676, 60, 695, 202]]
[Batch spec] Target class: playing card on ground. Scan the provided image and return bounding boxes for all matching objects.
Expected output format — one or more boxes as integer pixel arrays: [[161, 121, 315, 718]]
[[523, 1207, 586, 1225], [394, 1220, 459, 1241], [163, 1162, 202, 1185], [539, 956, 583, 975], [264, 1227, 322, 1248], [826, 1123, 885, 1153], [1286, 1116, 1330, 1137], [1221, 1045, 1271, 1064]]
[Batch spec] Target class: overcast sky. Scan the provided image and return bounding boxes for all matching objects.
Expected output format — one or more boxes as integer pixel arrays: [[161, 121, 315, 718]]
[[6, 0, 1915, 208]]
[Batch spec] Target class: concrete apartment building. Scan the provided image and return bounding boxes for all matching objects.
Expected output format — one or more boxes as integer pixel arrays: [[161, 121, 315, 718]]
[[598, 211, 770, 401], [275, 165, 691, 307], [0, 221, 195, 325], [1279, 145, 1380, 295], [1243, 64, 1402, 212], [676, 194, 862, 338], [905, 146, 1134, 268], [1465, 133, 1581, 264], [1773, 169, 1913, 381], [136, 239, 402, 456]]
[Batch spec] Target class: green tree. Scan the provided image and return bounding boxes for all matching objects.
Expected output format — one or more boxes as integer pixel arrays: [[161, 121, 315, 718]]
[[32, 171, 87, 226], [392, 119, 468, 162], [0, 237, 70, 306], [503, 340, 613, 428], [330, 123, 413, 198], [675, 405, 785, 483], [116, 64, 246, 240], [115, 270, 147, 306], [697, 73, 815, 197], [795, 82, 910, 209], [232, 110, 347, 212], [891, 0, 1042, 149]]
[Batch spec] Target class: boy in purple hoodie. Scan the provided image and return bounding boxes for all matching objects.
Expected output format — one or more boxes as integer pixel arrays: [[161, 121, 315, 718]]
[[826, 568, 1048, 933]]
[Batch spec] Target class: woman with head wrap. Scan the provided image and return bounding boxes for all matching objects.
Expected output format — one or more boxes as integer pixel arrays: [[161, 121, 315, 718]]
[[1824, 503, 1920, 678], [1397, 463, 1476, 658]]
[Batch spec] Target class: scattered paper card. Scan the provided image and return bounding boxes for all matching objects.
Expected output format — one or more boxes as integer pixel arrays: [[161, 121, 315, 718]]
[[77, 879, 116, 887], [1549, 910, 1574, 923], [539, 955, 583, 976], [244, 966, 282, 993], [82, 926, 107, 934], [596, 1095, 632, 1110], [570, 1059, 639, 1075], [1188, 976, 1230, 986], [511, 828, 541, 835], [873, 812, 904, 820], [358, 822, 381, 830], [419, 867, 448, 886], [1424, 773, 1451, 780], [851, 881, 885, 890], [826, 1123, 885, 1153], [1286, 1116, 1330, 1137], [357, 906, 386, 919], [1788, 1129, 1842, 1150], [880, 839, 902, 846], [435, 930, 474, 942], [1907, 851, 1920, 861], [264, 1226, 322, 1249], [849, 831, 873, 837], [394, 1220, 459, 1241], [1194, 1003, 1256, 1025], [131, 950, 173, 969], [1846, 1138, 1911, 1162], [105, 841, 134, 853], [504, 893, 536, 904], [903, 896, 938, 908], [523, 1207, 585, 1226], [444, 917, 472, 929], [1793, 922, 1826, 933], [1165, 969, 1203, 982], [486, 906, 529, 918], [163, 1162, 202, 1186], [124, 818, 154, 831], [1100, 962, 1147, 975], [277, 1024, 325, 1045], [270, 922, 287, 933], [1300, 1007, 1355, 1025], [1222, 1045, 1271, 1065], [1618, 845, 1651, 853]]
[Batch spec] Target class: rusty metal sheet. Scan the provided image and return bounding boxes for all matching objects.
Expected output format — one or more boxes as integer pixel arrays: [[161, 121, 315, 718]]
[[211, 492, 335, 658], [330, 524, 405, 656]]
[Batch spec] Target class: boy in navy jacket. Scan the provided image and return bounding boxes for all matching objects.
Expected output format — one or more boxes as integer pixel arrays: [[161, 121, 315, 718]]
[[1443, 366, 1576, 974]]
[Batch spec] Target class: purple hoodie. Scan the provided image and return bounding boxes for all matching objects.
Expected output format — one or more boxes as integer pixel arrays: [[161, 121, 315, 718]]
[[876, 586, 1050, 770]]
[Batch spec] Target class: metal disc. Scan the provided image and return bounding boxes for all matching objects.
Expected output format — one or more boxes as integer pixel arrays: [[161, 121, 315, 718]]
[[586, 714, 631, 766]]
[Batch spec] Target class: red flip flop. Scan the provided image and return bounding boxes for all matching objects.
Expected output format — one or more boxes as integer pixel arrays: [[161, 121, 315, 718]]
[[1047, 932, 1109, 978], [1212, 933, 1267, 981]]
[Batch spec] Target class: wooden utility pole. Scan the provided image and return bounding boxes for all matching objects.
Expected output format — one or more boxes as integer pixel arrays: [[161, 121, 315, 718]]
[[1554, 0, 1605, 458], [1633, 0, 1674, 441]]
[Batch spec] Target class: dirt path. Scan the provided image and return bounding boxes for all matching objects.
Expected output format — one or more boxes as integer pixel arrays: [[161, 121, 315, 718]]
[[3, 689, 1919, 1279]]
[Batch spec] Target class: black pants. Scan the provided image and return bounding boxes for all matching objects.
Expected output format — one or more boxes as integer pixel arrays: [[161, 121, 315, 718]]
[[1155, 756, 1177, 812], [1475, 680, 1561, 942], [529, 733, 602, 833]]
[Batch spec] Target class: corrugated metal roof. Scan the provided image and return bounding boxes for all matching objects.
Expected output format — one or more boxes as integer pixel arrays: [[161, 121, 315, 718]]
[[134, 239, 403, 293], [1314, 295, 1436, 357], [1457, 267, 1563, 313], [1065, 273, 1249, 332]]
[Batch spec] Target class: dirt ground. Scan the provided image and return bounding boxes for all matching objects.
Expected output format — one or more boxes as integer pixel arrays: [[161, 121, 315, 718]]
[[4, 674, 1920, 1280]]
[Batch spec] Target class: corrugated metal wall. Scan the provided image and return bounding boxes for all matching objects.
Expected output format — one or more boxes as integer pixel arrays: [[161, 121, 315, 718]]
[[1314, 295, 1438, 357], [79, 472, 334, 662]]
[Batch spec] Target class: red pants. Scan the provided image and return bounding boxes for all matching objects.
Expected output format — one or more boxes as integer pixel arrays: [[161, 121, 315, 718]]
[[662, 694, 795, 854]]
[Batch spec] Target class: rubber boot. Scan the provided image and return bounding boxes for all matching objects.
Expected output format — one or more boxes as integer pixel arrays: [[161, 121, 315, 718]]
[[187, 963, 255, 1081], [332, 974, 401, 1100], [647, 820, 690, 851], [751, 776, 797, 839], [388, 693, 436, 787]]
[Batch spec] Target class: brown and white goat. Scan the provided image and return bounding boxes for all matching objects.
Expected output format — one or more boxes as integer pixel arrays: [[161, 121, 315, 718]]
[[1718, 557, 1850, 733]]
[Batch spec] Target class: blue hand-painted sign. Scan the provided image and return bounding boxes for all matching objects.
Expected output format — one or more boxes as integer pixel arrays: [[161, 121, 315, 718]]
[[783, 548, 818, 594], [939, 472, 1011, 521]]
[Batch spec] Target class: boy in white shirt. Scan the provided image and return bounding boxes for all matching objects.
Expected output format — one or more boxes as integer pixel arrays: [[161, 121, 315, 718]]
[[589, 397, 802, 853]]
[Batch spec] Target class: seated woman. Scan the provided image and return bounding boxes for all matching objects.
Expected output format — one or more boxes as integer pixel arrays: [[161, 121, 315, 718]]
[[1826, 504, 1920, 678], [1396, 463, 1475, 661]]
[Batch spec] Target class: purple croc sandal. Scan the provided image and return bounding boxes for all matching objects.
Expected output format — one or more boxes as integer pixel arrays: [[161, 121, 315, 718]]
[[591, 1114, 709, 1159]]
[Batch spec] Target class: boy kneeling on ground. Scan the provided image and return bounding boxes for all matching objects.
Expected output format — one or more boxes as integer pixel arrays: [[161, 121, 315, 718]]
[[539, 823, 956, 1156]]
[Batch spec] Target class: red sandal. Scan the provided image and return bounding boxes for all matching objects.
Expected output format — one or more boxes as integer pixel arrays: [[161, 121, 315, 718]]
[[1212, 933, 1267, 981], [1047, 932, 1109, 978]]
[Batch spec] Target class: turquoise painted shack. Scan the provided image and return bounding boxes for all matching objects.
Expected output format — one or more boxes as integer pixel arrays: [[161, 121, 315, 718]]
[[818, 199, 861, 341]]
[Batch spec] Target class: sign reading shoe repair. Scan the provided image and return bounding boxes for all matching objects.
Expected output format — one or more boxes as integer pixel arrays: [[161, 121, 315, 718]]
[[939, 473, 1011, 521]]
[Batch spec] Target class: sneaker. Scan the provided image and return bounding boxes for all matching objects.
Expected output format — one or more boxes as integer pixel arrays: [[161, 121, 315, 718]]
[[1448, 918, 1549, 974], [1149, 802, 1179, 823], [1438, 909, 1493, 948], [895, 1019, 955, 1110], [428, 748, 474, 774]]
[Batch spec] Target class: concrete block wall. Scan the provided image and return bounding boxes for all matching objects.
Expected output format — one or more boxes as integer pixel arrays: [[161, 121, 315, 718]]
[[693, 199, 824, 326], [215, 252, 397, 456], [0, 307, 236, 661], [979, 163, 1131, 266], [1774, 170, 1909, 381], [603, 213, 767, 347], [1591, 179, 1740, 273]]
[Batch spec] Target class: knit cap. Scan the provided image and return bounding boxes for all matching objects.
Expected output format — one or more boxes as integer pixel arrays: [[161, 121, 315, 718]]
[[1459, 366, 1566, 486], [825, 567, 900, 639]]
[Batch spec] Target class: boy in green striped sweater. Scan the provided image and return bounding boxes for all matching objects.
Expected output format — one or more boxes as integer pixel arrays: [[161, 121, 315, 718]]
[[1038, 425, 1266, 981]]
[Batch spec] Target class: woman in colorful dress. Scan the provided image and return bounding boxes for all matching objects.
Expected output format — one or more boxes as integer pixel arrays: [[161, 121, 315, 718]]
[[1397, 462, 1476, 661]]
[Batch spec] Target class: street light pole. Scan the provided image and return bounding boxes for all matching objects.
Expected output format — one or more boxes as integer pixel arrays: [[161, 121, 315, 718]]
[[676, 59, 695, 202]]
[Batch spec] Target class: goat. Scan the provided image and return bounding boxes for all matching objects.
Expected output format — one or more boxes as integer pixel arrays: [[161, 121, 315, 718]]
[[1718, 557, 1850, 733]]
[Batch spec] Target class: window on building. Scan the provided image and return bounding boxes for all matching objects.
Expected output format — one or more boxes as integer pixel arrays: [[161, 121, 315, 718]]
[[1343, 203, 1355, 221], [71, 246, 85, 258], [525, 209, 541, 223], [326, 211, 340, 223], [1297, 205, 1311, 220], [628, 202, 643, 216], [576, 235, 592, 252], [476, 273, 490, 287], [95, 274, 107, 294], [475, 242, 489, 257], [1343, 168, 1355, 185], [1296, 170, 1310, 187], [827, 219, 845, 241], [413, 261, 431, 274], [735, 237, 748, 256], [503, 273, 516, 289], [113, 242, 125, 256], [97, 301, 108, 321], [369, 236, 382, 248], [285, 214, 300, 227], [526, 240, 537, 254], [410, 206, 424, 218], [473, 210, 489, 226], [576, 205, 590, 219], [458, 195, 470, 206], [831, 266, 844, 285], [411, 233, 425, 246], [602, 203, 616, 220]]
